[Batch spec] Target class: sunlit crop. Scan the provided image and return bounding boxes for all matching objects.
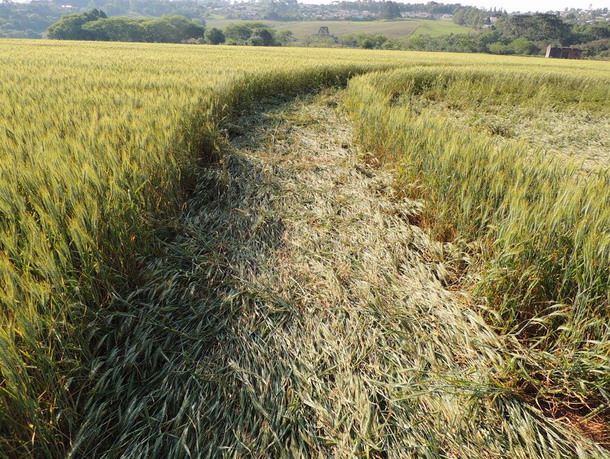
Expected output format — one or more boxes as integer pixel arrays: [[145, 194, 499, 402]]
[[0, 39, 608, 456], [346, 64, 610, 437]]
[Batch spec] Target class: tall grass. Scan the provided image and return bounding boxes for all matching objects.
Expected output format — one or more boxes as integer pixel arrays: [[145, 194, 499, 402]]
[[346, 65, 610, 426]]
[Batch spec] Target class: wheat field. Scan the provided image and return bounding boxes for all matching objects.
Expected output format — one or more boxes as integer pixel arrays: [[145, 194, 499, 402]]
[[346, 65, 610, 444], [0, 40, 609, 456]]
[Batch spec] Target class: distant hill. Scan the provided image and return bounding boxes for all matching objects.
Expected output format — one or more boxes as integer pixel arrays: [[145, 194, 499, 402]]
[[205, 18, 472, 42]]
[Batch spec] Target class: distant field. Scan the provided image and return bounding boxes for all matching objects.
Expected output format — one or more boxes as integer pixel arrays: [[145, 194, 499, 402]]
[[410, 19, 473, 36], [205, 18, 471, 41]]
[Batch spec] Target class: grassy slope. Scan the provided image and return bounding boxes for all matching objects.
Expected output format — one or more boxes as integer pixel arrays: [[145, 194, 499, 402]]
[[411, 19, 473, 37], [205, 18, 470, 41]]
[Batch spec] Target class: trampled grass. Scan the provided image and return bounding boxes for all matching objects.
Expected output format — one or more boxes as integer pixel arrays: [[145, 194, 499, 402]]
[[0, 39, 609, 456], [420, 104, 610, 171], [346, 64, 610, 442], [68, 93, 608, 457], [0, 40, 407, 456]]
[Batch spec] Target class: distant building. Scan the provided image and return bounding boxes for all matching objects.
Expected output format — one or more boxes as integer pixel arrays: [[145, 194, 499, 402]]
[[545, 45, 583, 59]]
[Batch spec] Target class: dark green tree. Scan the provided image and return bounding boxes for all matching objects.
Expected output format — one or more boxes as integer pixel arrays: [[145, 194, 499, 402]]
[[224, 22, 276, 45], [453, 7, 490, 29], [224, 23, 253, 43], [573, 23, 610, 41], [47, 11, 203, 43], [142, 18, 180, 42], [509, 37, 539, 54], [161, 14, 204, 39], [46, 8, 105, 39], [204, 27, 224, 44], [496, 14, 572, 44], [247, 28, 276, 46], [83, 17, 145, 41], [274, 29, 294, 45]]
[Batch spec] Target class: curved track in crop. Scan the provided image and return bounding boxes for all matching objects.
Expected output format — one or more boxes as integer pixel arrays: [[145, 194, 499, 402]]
[[71, 92, 608, 457]]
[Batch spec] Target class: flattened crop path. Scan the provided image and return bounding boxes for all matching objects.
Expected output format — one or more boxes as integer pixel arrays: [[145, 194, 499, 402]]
[[72, 93, 607, 458]]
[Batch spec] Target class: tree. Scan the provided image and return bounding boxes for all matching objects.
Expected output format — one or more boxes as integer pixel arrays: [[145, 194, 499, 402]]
[[47, 14, 89, 39], [224, 23, 253, 43], [378, 1, 401, 20], [453, 7, 489, 29], [509, 37, 539, 54], [488, 42, 513, 54], [247, 28, 276, 46], [573, 23, 610, 42], [224, 22, 278, 45], [495, 14, 572, 44], [352, 33, 387, 49], [83, 17, 145, 41], [161, 15, 204, 40], [47, 11, 204, 43], [275, 29, 294, 45], [204, 27, 224, 44], [46, 8, 106, 39], [404, 34, 428, 51], [478, 30, 502, 46], [263, 0, 300, 21], [142, 18, 180, 42]]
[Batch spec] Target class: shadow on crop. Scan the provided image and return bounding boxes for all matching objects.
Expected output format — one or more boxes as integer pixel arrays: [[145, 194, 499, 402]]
[[70, 98, 298, 457]]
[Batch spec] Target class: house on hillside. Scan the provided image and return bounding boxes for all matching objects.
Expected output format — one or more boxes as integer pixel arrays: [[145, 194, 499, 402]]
[[545, 45, 583, 59]]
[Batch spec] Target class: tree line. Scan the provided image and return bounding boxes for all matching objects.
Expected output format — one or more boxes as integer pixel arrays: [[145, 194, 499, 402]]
[[336, 1, 464, 15], [306, 13, 610, 58], [0, 0, 452, 38], [47, 9, 205, 42], [47, 11, 294, 46], [0, 0, 221, 39], [15, 4, 610, 57]]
